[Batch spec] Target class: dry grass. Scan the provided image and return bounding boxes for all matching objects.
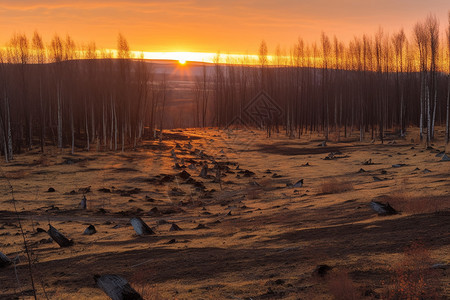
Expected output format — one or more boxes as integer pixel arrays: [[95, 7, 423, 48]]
[[131, 270, 164, 300], [383, 191, 450, 214], [328, 269, 359, 300], [246, 187, 262, 199], [257, 178, 276, 190], [319, 178, 354, 195], [132, 284, 163, 300], [386, 242, 441, 299], [35, 155, 50, 167], [6, 169, 30, 179]]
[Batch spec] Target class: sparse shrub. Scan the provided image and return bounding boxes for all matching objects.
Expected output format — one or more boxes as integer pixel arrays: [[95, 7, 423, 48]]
[[328, 269, 359, 300], [319, 178, 353, 195], [386, 242, 441, 299]]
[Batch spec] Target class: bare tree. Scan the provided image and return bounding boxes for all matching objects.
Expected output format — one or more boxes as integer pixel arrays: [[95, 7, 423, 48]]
[[393, 29, 406, 136], [321, 32, 331, 140], [414, 21, 428, 143], [426, 14, 439, 140], [157, 72, 168, 142], [50, 34, 64, 149], [32, 31, 46, 152]]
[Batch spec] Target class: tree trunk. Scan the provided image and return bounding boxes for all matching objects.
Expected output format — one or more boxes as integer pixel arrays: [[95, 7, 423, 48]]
[[102, 102, 107, 147], [114, 105, 118, 151], [431, 79, 437, 140], [0, 113, 8, 163], [121, 124, 124, 152], [426, 86, 431, 147], [85, 104, 90, 151], [6, 94, 13, 160], [71, 110, 75, 155], [110, 98, 114, 151], [91, 104, 95, 144], [57, 84, 63, 149], [446, 76, 449, 144], [400, 89, 404, 136], [419, 73, 424, 141], [39, 78, 45, 153]]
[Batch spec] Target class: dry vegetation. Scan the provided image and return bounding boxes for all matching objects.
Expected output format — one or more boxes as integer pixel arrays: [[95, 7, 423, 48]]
[[328, 269, 359, 300], [386, 242, 442, 299], [319, 178, 354, 195], [131, 271, 163, 300], [382, 192, 450, 215]]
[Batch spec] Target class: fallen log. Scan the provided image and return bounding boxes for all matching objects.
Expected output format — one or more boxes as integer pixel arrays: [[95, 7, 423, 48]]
[[94, 274, 142, 300], [370, 201, 397, 216], [48, 224, 73, 247]]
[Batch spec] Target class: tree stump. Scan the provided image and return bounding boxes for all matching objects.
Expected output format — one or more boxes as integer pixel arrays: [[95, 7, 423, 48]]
[[293, 179, 303, 188], [83, 225, 96, 235], [200, 164, 208, 178], [80, 195, 87, 209], [0, 251, 12, 268], [169, 223, 182, 231], [130, 217, 154, 236]]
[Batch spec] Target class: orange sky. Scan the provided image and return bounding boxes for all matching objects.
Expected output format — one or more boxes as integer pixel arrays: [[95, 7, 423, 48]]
[[0, 0, 449, 56]]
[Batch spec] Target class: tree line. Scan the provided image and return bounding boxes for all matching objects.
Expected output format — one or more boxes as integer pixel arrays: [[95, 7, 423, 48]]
[[204, 13, 450, 146], [0, 13, 450, 162], [0, 33, 171, 162]]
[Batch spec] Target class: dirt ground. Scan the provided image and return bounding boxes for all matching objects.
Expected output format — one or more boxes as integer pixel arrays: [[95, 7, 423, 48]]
[[0, 127, 449, 299]]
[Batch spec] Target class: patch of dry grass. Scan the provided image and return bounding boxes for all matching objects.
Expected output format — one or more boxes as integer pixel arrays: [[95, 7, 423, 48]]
[[385, 242, 441, 299], [6, 169, 30, 179], [131, 270, 163, 300], [328, 269, 359, 300], [30, 155, 51, 167], [319, 178, 354, 195], [246, 187, 262, 199], [383, 191, 450, 214]]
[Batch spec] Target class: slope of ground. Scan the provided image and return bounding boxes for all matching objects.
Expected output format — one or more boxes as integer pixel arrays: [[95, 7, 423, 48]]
[[0, 127, 449, 299]]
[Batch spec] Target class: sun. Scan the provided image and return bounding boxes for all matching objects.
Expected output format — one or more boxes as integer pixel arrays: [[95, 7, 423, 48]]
[[178, 59, 186, 65]]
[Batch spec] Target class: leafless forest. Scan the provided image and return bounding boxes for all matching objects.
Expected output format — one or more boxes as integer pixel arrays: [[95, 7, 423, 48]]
[[1, 14, 450, 162]]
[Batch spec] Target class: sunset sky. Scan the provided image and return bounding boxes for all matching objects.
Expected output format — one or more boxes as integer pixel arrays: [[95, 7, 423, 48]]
[[0, 0, 448, 58]]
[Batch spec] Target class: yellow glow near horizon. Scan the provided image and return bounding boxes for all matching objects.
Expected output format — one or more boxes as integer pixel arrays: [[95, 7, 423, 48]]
[[131, 51, 264, 65]]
